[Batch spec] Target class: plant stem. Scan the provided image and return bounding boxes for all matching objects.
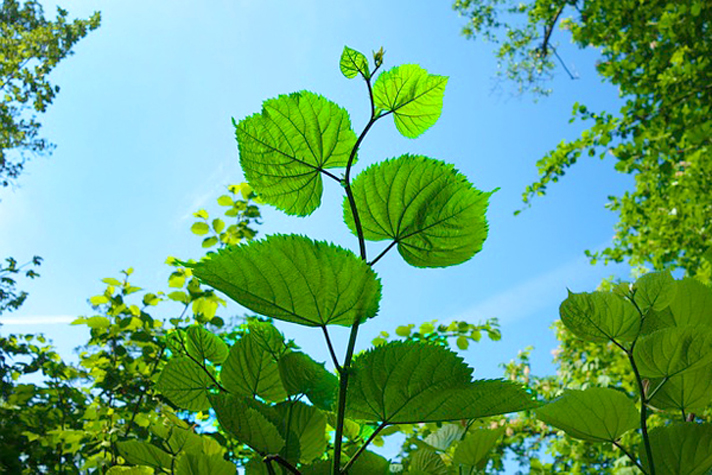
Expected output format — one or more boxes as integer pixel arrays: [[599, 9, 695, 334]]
[[321, 326, 342, 373], [626, 350, 655, 475], [332, 320, 361, 475], [612, 440, 645, 473], [341, 422, 388, 473], [264, 454, 302, 475], [368, 241, 398, 266]]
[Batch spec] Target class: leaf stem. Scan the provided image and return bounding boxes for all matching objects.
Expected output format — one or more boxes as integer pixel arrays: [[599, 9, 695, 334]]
[[341, 421, 388, 473], [368, 241, 398, 266], [612, 440, 645, 473], [625, 350, 655, 475], [321, 326, 342, 373], [264, 454, 302, 475], [332, 319, 361, 474]]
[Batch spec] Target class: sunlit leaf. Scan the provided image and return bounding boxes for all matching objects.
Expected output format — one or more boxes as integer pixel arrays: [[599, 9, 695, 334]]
[[535, 387, 638, 442], [373, 64, 448, 138], [340, 45, 369, 79], [185, 326, 228, 364], [278, 351, 338, 410], [669, 278, 712, 328], [649, 363, 712, 413], [155, 357, 214, 411], [274, 401, 328, 464], [190, 234, 382, 327], [633, 271, 676, 312], [116, 441, 172, 470], [235, 91, 357, 216], [174, 453, 236, 475], [221, 332, 286, 402], [633, 325, 712, 378], [452, 427, 506, 470], [559, 290, 640, 343], [345, 155, 492, 267], [409, 447, 448, 475], [642, 423, 712, 475]]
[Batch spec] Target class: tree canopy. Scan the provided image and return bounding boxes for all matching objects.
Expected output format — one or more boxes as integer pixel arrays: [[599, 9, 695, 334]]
[[1, 0, 100, 187], [454, 0, 712, 279]]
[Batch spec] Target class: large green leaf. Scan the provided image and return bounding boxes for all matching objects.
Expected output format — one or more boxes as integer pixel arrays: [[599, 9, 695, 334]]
[[408, 448, 448, 475], [535, 387, 638, 442], [106, 468, 154, 475], [649, 364, 712, 413], [346, 341, 537, 423], [340, 45, 369, 79], [344, 155, 492, 267], [278, 351, 338, 410], [633, 325, 712, 378], [249, 321, 287, 358], [116, 441, 172, 470], [300, 451, 390, 475], [155, 357, 214, 412], [274, 401, 328, 464], [209, 393, 285, 456], [669, 278, 712, 327], [190, 234, 382, 327], [633, 271, 676, 312], [452, 427, 506, 470], [423, 423, 466, 451], [221, 331, 286, 402], [185, 326, 228, 364], [174, 453, 236, 475], [373, 64, 447, 138], [559, 290, 640, 343], [235, 91, 357, 216], [642, 423, 712, 475]]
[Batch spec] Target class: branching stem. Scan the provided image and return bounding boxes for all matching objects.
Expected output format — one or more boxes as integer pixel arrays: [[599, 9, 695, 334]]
[[341, 422, 388, 473], [612, 440, 645, 473], [264, 454, 301, 475]]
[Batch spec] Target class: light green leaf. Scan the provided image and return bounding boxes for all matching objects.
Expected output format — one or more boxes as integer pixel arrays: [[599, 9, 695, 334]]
[[453, 427, 505, 470], [217, 195, 233, 206], [106, 468, 154, 475], [344, 155, 492, 267], [155, 357, 214, 411], [185, 326, 229, 364], [274, 401, 328, 464], [373, 64, 448, 138], [278, 351, 338, 410], [209, 393, 285, 456], [535, 387, 638, 442], [347, 341, 537, 423], [174, 453, 236, 475], [649, 363, 712, 413], [249, 321, 287, 357], [235, 91, 357, 216], [202, 236, 219, 248], [633, 325, 712, 378], [301, 451, 390, 475], [190, 234, 382, 327], [340, 45, 369, 79], [191, 222, 210, 235], [423, 423, 465, 451], [166, 427, 203, 455], [221, 332, 286, 402], [86, 316, 111, 329], [89, 295, 109, 306], [633, 271, 676, 312], [409, 448, 448, 475], [212, 218, 225, 233], [642, 423, 712, 475], [456, 335, 469, 350], [116, 441, 172, 470], [669, 278, 712, 327], [559, 290, 640, 343]]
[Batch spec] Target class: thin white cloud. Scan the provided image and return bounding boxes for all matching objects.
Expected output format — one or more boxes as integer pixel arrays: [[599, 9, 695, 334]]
[[0, 315, 75, 325], [178, 161, 234, 222], [455, 255, 604, 325]]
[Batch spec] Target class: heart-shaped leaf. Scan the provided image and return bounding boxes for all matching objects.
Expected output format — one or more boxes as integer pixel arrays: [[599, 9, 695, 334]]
[[345, 155, 492, 267], [559, 290, 640, 343], [535, 387, 638, 442], [221, 332, 286, 402], [373, 64, 447, 138], [156, 357, 214, 412], [633, 325, 712, 378], [642, 423, 712, 475], [340, 46, 369, 79], [633, 271, 676, 313], [190, 234, 382, 327], [649, 364, 712, 413], [185, 326, 228, 364], [235, 91, 357, 216], [452, 427, 506, 470], [669, 278, 712, 328], [278, 351, 338, 410]]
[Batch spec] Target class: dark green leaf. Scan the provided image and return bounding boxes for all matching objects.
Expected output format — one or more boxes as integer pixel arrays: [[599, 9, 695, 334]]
[[559, 290, 640, 343], [642, 423, 712, 475], [373, 64, 448, 138], [155, 357, 214, 411], [345, 155, 492, 267], [221, 332, 286, 402], [409, 448, 448, 475], [274, 401, 328, 464], [535, 387, 638, 442], [116, 441, 172, 470], [452, 427, 505, 470], [174, 453, 236, 475], [185, 326, 228, 364], [633, 325, 712, 378], [278, 351, 338, 410], [235, 91, 357, 216], [190, 234, 382, 326]]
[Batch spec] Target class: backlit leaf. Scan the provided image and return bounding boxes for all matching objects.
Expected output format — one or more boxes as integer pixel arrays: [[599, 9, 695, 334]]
[[649, 363, 712, 413], [278, 351, 338, 410], [344, 156, 492, 267], [235, 91, 357, 216], [116, 441, 172, 470], [669, 278, 712, 327], [191, 222, 209, 235], [535, 387, 638, 442], [633, 325, 712, 378], [274, 401, 328, 464], [185, 326, 228, 365], [452, 427, 506, 469], [642, 423, 712, 475], [559, 290, 640, 343], [340, 45, 369, 79], [190, 234, 382, 327], [409, 448, 448, 475], [633, 271, 676, 312], [373, 64, 448, 138], [174, 453, 236, 475], [221, 332, 286, 402], [156, 357, 214, 411]]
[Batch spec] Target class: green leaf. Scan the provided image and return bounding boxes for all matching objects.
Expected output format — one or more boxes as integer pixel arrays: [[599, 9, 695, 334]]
[[340, 45, 370, 79], [409, 448, 448, 475], [235, 91, 357, 216], [116, 441, 172, 470], [274, 401, 328, 464], [249, 321, 287, 357], [190, 234, 382, 327], [344, 155, 492, 267], [633, 271, 676, 312], [535, 387, 638, 442], [301, 451, 390, 475], [86, 316, 111, 329], [185, 326, 229, 364], [174, 453, 236, 475], [217, 195, 233, 206], [209, 393, 285, 456], [669, 278, 712, 328], [452, 427, 506, 470], [106, 468, 154, 475], [456, 335, 469, 350], [649, 363, 712, 413], [212, 218, 225, 233], [155, 357, 214, 411], [373, 64, 448, 138], [221, 332, 286, 402], [422, 423, 465, 451], [642, 423, 712, 475], [559, 290, 640, 343], [202, 236, 219, 248], [191, 222, 210, 235], [102, 277, 122, 286], [278, 351, 338, 410], [633, 325, 712, 378], [346, 341, 537, 423]]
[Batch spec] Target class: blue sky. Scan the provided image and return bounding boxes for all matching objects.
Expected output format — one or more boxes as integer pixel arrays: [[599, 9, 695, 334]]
[[2, 0, 633, 463]]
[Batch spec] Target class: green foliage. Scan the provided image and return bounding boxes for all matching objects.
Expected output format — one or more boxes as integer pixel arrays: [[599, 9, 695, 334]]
[[454, 0, 712, 279], [0, 255, 41, 315], [0, 0, 100, 187]]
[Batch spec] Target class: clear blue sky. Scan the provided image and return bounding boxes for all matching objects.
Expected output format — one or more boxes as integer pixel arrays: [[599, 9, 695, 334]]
[[1, 0, 632, 466]]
